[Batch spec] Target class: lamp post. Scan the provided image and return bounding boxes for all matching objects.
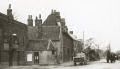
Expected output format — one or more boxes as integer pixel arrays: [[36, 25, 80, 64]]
[[9, 33, 18, 66]]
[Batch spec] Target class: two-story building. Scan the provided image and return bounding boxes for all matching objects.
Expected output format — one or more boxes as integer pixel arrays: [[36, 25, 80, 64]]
[[0, 4, 28, 66], [26, 14, 56, 65], [26, 10, 75, 64], [42, 10, 74, 63]]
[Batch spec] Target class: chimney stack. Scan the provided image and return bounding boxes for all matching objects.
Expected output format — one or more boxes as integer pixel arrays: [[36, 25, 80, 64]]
[[61, 18, 65, 26], [7, 4, 14, 19], [27, 15, 33, 26], [35, 14, 42, 27], [35, 16, 38, 26], [69, 31, 73, 34]]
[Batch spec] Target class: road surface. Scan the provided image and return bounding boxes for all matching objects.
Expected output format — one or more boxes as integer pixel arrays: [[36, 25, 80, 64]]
[[2, 59, 120, 69], [53, 59, 120, 69]]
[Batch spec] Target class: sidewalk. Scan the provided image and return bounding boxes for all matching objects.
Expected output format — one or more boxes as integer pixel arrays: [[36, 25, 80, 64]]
[[0, 61, 74, 69], [1, 65, 58, 69], [1, 61, 91, 69]]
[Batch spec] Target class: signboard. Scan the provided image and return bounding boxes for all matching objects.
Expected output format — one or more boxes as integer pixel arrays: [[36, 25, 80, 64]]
[[27, 54, 32, 61]]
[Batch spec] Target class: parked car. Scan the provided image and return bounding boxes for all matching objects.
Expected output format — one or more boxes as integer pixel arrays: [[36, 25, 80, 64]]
[[73, 52, 87, 65]]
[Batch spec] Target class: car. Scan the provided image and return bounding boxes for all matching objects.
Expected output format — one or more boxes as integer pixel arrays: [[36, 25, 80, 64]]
[[73, 52, 87, 66]]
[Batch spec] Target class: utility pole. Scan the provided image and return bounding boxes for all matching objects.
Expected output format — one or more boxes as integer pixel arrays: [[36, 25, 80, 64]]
[[109, 43, 111, 52], [83, 31, 84, 50]]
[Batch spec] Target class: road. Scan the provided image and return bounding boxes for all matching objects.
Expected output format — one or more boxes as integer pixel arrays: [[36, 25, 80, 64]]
[[2, 59, 120, 69], [53, 59, 120, 69]]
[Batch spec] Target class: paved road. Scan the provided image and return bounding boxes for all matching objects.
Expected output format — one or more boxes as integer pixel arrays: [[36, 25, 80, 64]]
[[1, 59, 120, 69]]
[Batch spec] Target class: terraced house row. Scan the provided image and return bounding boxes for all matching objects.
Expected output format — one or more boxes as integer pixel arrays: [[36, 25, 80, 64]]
[[0, 4, 83, 66]]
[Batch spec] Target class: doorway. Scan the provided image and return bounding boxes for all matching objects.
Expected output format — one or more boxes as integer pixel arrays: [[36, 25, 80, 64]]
[[34, 52, 39, 64]]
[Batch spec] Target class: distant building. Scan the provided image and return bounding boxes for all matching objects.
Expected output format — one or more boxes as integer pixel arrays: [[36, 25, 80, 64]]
[[67, 31, 84, 57], [62, 31, 74, 62], [0, 4, 28, 66]]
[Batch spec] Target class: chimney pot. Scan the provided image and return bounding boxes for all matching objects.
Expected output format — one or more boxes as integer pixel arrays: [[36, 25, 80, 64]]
[[70, 31, 73, 34]]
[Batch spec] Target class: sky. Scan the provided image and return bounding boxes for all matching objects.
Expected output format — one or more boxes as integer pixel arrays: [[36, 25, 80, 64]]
[[0, 0, 120, 52]]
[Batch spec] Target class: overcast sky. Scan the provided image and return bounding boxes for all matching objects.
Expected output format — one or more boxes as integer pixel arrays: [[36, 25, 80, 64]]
[[0, 0, 120, 52]]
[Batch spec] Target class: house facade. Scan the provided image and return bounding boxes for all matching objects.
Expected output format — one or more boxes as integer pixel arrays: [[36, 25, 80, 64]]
[[68, 32, 84, 57], [62, 32, 74, 62], [25, 39, 55, 65], [26, 14, 57, 65], [0, 5, 28, 66], [27, 10, 75, 63], [0, 5, 80, 66], [42, 10, 74, 62]]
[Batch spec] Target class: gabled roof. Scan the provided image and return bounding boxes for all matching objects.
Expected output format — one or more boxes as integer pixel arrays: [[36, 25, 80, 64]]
[[67, 32, 79, 41], [41, 26, 60, 40], [42, 14, 58, 26], [0, 12, 27, 30], [26, 39, 55, 51]]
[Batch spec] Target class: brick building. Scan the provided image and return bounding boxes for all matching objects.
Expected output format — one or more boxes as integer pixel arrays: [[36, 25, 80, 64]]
[[0, 4, 28, 66]]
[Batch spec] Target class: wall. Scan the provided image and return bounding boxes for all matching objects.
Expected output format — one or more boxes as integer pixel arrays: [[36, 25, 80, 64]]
[[39, 51, 55, 65], [53, 40, 63, 63], [25, 51, 56, 65], [62, 33, 74, 62], [0, 14, 28, 66], [0, 28, 3, 64]]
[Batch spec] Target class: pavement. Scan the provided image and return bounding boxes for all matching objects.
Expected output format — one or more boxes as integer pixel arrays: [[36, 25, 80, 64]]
[[0, 65, 57, 69], [0, 60, 102, 69], [0, 61, 73, 69]]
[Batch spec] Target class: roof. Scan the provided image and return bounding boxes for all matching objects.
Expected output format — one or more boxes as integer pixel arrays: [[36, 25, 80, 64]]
[[27, 25, 60, 40], [43, 13, 59, 26], [41, 26, 60, 40], [67, 32, 82, 41], [28, 26, 38, 40], [26, 39, 55, 51], [68, 33, 77, 40], [0, 12, 27, 30], [64, 32, 77, 41]]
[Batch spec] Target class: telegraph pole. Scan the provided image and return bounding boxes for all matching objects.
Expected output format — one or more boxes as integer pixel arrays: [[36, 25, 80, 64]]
[[109, 43, 111, 52], [83, 31, 84, 50]]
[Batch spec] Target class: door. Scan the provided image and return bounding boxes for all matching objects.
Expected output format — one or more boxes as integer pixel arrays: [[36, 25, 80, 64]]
[[34, 52, 39, 64]]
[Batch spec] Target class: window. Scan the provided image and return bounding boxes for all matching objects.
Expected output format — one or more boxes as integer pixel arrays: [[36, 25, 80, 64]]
[[4, 39, 9, 50], [4, 43, 9, 50], [27, 54, 32, 61]]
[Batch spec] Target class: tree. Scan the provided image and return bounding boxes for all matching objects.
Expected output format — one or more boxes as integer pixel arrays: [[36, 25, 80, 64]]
[[116, 50, 120, 55], [84, 38, 100, 61]]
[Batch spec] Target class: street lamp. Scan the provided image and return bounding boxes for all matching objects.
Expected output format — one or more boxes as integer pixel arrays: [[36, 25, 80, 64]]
[[12, 33, 17, 36], [9, 33, 18, 66]]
